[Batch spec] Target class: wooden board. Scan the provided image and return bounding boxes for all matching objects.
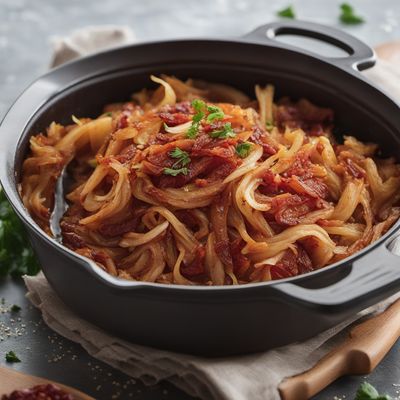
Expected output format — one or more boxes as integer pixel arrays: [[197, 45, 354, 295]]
[[0, 365, 94, 399]]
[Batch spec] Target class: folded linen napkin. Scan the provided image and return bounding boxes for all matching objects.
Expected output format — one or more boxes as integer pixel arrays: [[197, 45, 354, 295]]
[[24, 26, 400, 400], [49, 25, 136, 68]]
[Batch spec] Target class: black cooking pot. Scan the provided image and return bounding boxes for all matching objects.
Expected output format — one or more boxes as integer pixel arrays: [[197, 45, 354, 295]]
[[1, 21, 400, 356]]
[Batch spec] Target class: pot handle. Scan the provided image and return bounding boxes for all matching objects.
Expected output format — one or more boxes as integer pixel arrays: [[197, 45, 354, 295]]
[[242, 20, 375, 72], [272, 237, 400, 313]]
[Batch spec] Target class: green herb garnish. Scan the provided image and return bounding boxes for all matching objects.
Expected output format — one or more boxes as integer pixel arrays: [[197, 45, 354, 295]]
[[5, 351, 21, 363], [169, 148, 191, 168], [187, 100, 205, 139], [163, 167, 189, 176], [235, 143, 252, 158], [206, 105, 225, 123], [192, 99, 206, 112], [10, 304, 21, 312], [187, 100, 226, 138], [163, 148, 191, 176], [339, 3, 364, 25], [0, 190, 40, 278], [354, 382, 392, 400], [266, 120, 274, 130], [209, 123, 236, 139], [277, 5, 295, 19], [187, 124, 199, 139]]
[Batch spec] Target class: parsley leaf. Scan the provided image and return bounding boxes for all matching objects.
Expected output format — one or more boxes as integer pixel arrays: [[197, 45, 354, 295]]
[[187, 100, 226, 138], [192, 99, 206, 112], [187, 124, 199, 139], [5, 351, 21, 363], [236, 143, 252, 158], [355, 382, 392, 400], [10, 304, 21, 312], [0, 190, 40, 278], [163, 148, 191, 176], [206, 105, 225, 123], [187, 111, 205, 138], [209, 123, 236, 139], [163, 167, 189, 176], [277, 5, 295, 19], [169, 148, 191, 168], [187, 100, 205, 139], [339, 3, 364, 24]]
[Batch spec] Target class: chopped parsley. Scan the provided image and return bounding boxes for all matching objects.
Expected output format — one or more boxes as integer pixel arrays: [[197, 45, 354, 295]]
[[354, 382, 391, 400], [339, 3, 364, 25], [236, 142, 252, 158], [0, 190, 41, 278], [187, 100, 205, 138], [187, 99, 206, 138], [192, 99, 206, 112], [277, 5, 295, 19], [187, 99, 225, 138], [209, 123, 236, 139], [5, 351, 21, 363], [187, 111, 204, 138], [163, 167, 189, 176], [10, 304, 21, 312], [206, 105, 225, 123], [163, 148, 191, 176], [169, 147, 191, 168]]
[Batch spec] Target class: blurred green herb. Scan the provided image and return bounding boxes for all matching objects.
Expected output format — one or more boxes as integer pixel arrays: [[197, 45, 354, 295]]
[[0, 189, 40, 278], [209, 123, 236, 139], [277, 5, 295, 19], [340, 3, 364, 25], [266, 120, 274, 130], [206, 105, 225, 123], [5, 351, 21, 363], [163, 167, 189, 176], [354, 382, 391, 400], [192, 99, 206, 113], [10, 304, 21, 312], [235, 143, 252, 158]]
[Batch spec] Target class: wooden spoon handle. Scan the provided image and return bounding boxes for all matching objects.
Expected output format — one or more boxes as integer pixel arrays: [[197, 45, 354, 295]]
[[279, 297, 400, 400]]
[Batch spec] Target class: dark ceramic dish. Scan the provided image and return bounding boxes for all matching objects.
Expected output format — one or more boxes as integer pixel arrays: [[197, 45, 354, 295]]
[[1, 21, 400, 356]]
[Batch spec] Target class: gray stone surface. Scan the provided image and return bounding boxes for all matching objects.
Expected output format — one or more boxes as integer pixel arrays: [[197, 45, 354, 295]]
[[1, 0, 400, 399], [1, 0, 400, 119]]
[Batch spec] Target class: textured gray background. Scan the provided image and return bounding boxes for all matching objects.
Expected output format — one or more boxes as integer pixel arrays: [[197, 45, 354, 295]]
[[1, 0, 400, 399]]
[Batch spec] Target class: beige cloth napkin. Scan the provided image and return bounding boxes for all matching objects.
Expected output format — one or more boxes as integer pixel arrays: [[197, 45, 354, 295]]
[[49, 25, 136, 67], [24, 26, 400, 400]]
